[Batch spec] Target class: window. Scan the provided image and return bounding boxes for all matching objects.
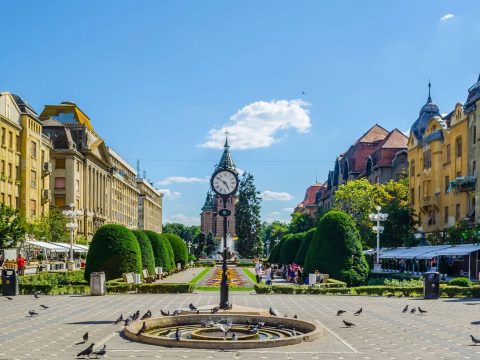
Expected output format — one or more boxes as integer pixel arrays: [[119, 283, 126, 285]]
[[55, 177, 65, 189], [1, 128, 5, 146], [410, 188, 415, 205], [77, 161, 80, 172], [445, 176, 450, 193], [30, 170, 36, 188], [423, 180, 431, 198], [56, 159, 65, 169], [444, 206, 449, 224], [457, 171, 461, 178], [55, 196, 65, 208], [76, 179, 80, 192], [8, 132, 12, 149], [474, 126, 477, 145], [30, 141, 37, 158], [456, 204, 461, 221], [410, 161, 415, 177], [7, 195, 11, 206], [473, 161, 477, 177], [456, 137, 462, 158], [418, 185, 421, 201], [428, 210, 436, 225], [16, 135, 20, 152], [0, 160, 4, 176], [423, 150, 431, 169], [15, 197, 19, 209], [30, 199, 36, 217], [446, 144, 451, 163], [375, 176, 380, 184], [7, 163, 12, 178]]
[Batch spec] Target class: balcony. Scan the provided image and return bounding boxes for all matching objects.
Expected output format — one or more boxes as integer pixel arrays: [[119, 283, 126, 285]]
[[42, 189, 51, 203], [447, 176, 477, 193], [42, 162, 52, 176]]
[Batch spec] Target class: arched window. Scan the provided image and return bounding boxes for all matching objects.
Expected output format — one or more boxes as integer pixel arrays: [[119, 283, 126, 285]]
[[343, 160, 349, 181], [365, 158, 373, 176], [474, 126, 477, 145], [410, 160, 415, 177], [456, 136, 462, 158]]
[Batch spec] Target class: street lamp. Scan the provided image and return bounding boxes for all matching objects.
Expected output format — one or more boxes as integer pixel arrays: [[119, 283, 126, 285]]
[[62, 203, 83, 264], [187, 240, 192, 255], [369, 205, 388, 271], [265, 239, 271, 257]]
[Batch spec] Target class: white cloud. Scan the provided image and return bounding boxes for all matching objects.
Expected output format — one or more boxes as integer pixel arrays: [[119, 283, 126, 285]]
[[440, 13, 454, 22], [199, 99, 311, 150], [261, 191, 294, 201], [264, 211, 289, 224], [283, 207, 294, 212], [156, 176, 208, 185], [157, 188, 181, 199], [164, 214, 199, 226]]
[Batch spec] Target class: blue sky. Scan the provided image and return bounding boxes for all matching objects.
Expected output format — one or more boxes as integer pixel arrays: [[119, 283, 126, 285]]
[[1, 1, 480, 225]]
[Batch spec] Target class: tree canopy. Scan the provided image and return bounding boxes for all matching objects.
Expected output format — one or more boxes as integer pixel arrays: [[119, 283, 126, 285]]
[[0, 204, 25, 250], [288, 212, 315, 234]]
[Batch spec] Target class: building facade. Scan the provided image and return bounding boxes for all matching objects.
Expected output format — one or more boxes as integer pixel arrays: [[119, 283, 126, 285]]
[[294, 182, 325, 217], [408, 86, 471, 233], [136, 177, 163, 233], [200, 136, 237, 238], [0, 92, 52, 220]]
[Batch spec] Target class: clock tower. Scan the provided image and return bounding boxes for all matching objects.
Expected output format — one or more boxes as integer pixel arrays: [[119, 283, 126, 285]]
[[200, 134, 238, 238]]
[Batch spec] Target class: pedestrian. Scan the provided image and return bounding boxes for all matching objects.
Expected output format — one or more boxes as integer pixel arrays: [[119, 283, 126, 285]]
[[399, 258, 406, 273], [265, 263, 272, 285], [16, 254, 25, 276], [296, 267, 303, 284], [254, 259, 263, 283]]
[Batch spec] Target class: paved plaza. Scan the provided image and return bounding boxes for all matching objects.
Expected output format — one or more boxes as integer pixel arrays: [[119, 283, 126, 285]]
[[1, 293, 480, 360]]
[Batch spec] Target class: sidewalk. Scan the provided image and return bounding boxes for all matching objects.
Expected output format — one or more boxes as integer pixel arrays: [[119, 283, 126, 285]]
[[156, 267, 205, 283]]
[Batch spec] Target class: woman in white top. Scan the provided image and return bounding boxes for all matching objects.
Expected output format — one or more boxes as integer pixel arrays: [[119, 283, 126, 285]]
[[265, 264, 272, 285]]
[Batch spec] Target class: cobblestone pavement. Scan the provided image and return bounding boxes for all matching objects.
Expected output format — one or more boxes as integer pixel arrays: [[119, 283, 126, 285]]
[[1, 293, 480, 359], [156, 267, 206, 283]]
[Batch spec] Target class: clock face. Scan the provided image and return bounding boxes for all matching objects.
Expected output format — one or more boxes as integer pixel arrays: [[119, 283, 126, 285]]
[[211, 170, 238, 195]]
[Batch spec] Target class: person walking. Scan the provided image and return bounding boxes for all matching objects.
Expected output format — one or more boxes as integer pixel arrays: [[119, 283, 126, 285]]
[[16, 254, 25, 276], [254, 259, 263, 283], [265, 264, 272, 285]]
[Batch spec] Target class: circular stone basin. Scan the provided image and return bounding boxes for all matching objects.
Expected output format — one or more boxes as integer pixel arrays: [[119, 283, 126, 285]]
[[124, 313, 323, 349]]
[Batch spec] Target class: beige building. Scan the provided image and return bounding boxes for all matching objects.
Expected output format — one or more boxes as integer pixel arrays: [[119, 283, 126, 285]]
[[136, 178, 163, 233], [0, 92, 51, 220], [109, 147, 139, 228]]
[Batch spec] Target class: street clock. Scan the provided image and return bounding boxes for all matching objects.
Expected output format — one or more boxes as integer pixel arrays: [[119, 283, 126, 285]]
[[211, 169, 238, 196]]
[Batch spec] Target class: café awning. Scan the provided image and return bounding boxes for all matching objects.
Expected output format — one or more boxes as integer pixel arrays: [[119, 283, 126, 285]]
[[24, 240, 67, 252]]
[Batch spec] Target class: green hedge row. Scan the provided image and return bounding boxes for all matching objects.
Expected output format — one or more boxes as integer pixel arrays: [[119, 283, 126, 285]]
[[254, 284, 352, 295], [194, 261, 216, 267], [106, 282, 194, 294], [20, 284, 89, 295], [19, 271, 88, 285]]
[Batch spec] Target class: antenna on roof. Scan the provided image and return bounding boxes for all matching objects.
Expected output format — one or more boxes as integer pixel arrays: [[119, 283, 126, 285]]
[[428, 80, 432, 102], [143, 170, 146, 179], [136, 160, 140, 176]]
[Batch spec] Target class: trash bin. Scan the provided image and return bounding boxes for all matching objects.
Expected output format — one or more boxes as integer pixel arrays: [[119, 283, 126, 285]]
[[2, 269, 19, 296], [424, 271, 440, 299], [308, 273, 316, 285], [90, 272, 106, 296], [133, 273, 142, 285]]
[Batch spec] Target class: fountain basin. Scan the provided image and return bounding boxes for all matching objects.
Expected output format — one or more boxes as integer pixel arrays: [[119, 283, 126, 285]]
[[124, 313, 323, 349]]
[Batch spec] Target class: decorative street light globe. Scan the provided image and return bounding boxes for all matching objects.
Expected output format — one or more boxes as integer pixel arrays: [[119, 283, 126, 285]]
[[369, 205, 388, 271], [62, 203, 83, 266]]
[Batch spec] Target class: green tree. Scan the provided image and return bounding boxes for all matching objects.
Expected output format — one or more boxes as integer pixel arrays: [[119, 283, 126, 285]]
[[164, 233, 189, 268], [304, 210, 369, 286], [132, 230, 155, 274], [235, 172, 263, 258], [288, 212, 315, 234], [260, 221, 288, 256], [279, 232, 304, 265], [205, 231, 217, 256], [27, 208, 68, 243], [159, 234, 176, 269], [0, 204, 25, 250], [84, 224, 142, 281], [294, 228, 316, 266], [162, 223, 200, 243], [143, 230, 172, 272]]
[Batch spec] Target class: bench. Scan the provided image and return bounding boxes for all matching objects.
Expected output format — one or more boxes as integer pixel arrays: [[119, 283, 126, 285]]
[[123, 272, 135, 285], [142, 269, 156, 283], [155, 267, 164, 280], [23, 265, 39, 276]]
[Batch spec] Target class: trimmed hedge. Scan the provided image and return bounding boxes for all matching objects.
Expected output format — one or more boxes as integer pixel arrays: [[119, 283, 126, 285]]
[[20, 284, 89, 295], [254, 284, 352, 295], [268, 237, 286, 264], [304, 211, 369, 286], [164, 233, 189, 268], [195, 261, 216, 267], [132, 230, 156, 275], [143, 230, 173, 273], [294, 228, 315, 266], [448, 277, 472, 287], [159, 234, 176, 270], [20, 271, 87, 285], [85, 224, 142, 281], [280, 233, 304, 265]]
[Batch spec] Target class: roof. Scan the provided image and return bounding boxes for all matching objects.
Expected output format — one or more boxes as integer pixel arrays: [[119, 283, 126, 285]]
[[24, 240, 69, 252], [352, 124, 389, 146], [108, 147, 137, 175], [39, 102, 94, 131], [11, 93, 38, 117], [465, 73, 480, 114], [201, 191, 214, 211], [378, 244, 480, 259], [216, 134, 236, 172], [52, 242, 89, 253], [410, 83, 441, 140]]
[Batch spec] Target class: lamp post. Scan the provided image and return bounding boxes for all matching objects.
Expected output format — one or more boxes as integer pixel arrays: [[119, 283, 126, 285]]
[[187, 240, 192, 255], [265, 239, 271, 257], [62, 203, 83, 264], [369, 205, 388, 271]]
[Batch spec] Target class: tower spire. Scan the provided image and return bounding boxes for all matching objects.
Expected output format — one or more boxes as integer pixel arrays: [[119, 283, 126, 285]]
[[428, 80, 432, 102], [224, 130, 230, 148]]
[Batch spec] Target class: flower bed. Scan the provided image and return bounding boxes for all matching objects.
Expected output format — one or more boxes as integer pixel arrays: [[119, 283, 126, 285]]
[[202, 267, 249, 288]]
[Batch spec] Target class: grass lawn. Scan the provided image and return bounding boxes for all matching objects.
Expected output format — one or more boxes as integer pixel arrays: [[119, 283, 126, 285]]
[[189, 268, 211, 284], [242, 268, 257, 283]]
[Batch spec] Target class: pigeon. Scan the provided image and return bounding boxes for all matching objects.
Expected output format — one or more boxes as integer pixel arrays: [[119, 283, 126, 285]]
[[354, 308, 363, 316], [28, 310, 38, 316], [92, 344, 106, 358], [175, 328, 181, 341], [34, 292, 40, 299], [410, 308, 416, 314], [136, 321, 146, 336], [249, 326, 259, 334], [189, 303, 198, 311], [257, 321, 265, 328], [337, 310, 346, 316], [343, 320, 355, 328], [211, 306, 219, 314], [470, 335, 480, 345], [77, 343, 94, 358], [402, 305, 409, 313], [245, 320, 251, 326], [293, 314, 298, 319], [160, 309, 170, 316], [124, 316, 133, 326], [284, 313, 289, 318], [418, 307, 427, 314], [269, 307, 280, 316], [231, 332, 237, 341], [292, 328, 297, 336], [132, 310, 140, 321], [141, 310, 152, 320], [5, 296, 13, 300], [83, 332, 89, 343], [40, 304, 49, 309], [200, 320, 207, 328], [172, 309, 182, 316], [115, 314, 123, 324], [278, 324, 285, 329]]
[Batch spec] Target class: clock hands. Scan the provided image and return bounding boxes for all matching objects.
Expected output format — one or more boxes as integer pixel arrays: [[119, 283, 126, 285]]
[[221, 179, 230, 190]]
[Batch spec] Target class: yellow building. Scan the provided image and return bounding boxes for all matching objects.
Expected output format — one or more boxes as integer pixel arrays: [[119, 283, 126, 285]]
[[109, 147, 139, 228], [136, 178, 163, 233], [0, 92, 51, 220], [408, 85, 472, 232]]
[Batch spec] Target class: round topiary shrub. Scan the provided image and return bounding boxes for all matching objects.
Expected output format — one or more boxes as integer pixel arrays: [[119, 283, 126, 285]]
[[84, 224, 142, 281], [294, 228, 316, 266], [280, 233, 304, 265], [132, 230, 155, 275], [143, 230, 172, 273], [304, 210, 369, 286], [448, 277, 472, 287], [164, 233, 189, 268]]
